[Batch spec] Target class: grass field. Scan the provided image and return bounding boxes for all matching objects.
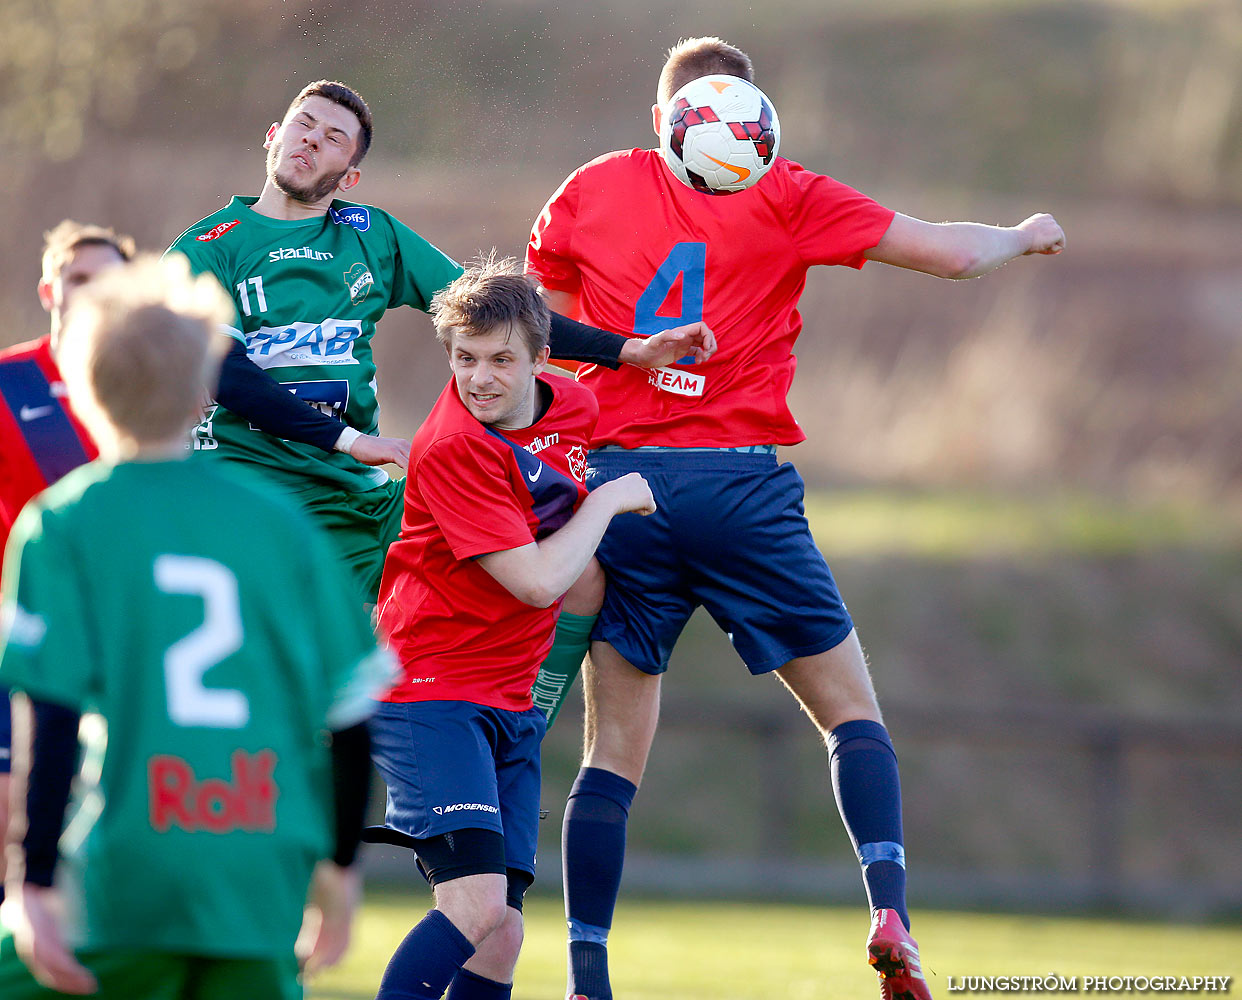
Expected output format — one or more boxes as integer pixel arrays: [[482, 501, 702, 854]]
[[308, 891, 1241, 999]]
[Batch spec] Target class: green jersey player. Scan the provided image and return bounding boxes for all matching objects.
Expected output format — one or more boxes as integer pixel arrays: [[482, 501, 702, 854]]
[[0, 255, 391, 999], [167, 80, 715, 605]]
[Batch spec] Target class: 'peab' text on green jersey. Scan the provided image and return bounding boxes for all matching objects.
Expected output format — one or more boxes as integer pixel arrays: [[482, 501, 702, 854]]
[[168, 197, 462, 493], [0, 458, 393, 958]]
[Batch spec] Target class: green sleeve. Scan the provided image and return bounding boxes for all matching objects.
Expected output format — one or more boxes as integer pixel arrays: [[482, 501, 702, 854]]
[[0, 507, 94, 709], [383, 212, 464, 312]]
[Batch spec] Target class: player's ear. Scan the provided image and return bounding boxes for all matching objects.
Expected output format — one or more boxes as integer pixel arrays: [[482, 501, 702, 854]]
[[651, 103, 662, 138], [338, 166, 361, 192], [264, 122, 279, 148], [37, 279, 54, 313], [532, 344, 551, 375]]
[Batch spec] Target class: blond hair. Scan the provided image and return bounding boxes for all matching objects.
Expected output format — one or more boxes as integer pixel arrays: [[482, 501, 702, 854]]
[[58, 254, 232, 454], [657, 36, 754, 105], [40, 219, 135, 284]]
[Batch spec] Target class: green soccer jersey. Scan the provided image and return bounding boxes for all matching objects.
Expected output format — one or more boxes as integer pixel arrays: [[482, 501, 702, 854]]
[[168, 196, 463, 494], [0, 457, 393, 959]]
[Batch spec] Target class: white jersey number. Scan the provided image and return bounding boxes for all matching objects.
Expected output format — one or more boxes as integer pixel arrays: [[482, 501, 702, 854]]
[[235, 275, 268, 316], [154, 555, 248, 728]]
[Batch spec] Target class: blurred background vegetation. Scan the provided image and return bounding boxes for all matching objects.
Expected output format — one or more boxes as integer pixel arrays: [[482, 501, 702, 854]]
[[2, 0, 1239, 919]]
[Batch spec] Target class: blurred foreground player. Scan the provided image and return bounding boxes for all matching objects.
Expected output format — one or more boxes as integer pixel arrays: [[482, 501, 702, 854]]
[[367, 258, 655, 1000], [527, 35, 1065, 1000], [0, 221, 133, 904], [0, 254, 393, 998]]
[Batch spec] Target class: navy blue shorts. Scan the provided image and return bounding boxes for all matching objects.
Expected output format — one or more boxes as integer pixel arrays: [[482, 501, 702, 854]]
[[587, 449, 854, 676], [0, 685, 10, 775], [367, 700, 546, 877]]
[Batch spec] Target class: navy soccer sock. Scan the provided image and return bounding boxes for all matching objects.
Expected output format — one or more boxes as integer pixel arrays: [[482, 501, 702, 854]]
[[446, 967, 512, 1000], [376, 908, 477, 1000], [562, 766, 638, 1000], [827, 719, 910, 930]]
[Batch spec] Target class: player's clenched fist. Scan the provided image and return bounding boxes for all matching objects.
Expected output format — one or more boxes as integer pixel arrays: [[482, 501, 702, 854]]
[[598, 472, 657, 517], [1017, 213, 1066, 255]]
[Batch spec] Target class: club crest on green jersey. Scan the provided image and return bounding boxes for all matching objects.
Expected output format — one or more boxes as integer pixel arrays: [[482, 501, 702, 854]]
[[344, 262, 374, 304]]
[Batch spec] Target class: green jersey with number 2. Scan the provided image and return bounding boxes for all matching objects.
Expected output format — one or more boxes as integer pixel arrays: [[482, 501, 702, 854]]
[[0, 458, 392, 958], [168, 196, 463, 493]]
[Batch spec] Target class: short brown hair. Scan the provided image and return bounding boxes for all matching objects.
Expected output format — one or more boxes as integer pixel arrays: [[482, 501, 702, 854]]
[[432, 252, 550, 361], [288, 80, 373, 165], [41, 220, 135, 284], [658, 36, 754, 105], [58, 254, 232, 451]]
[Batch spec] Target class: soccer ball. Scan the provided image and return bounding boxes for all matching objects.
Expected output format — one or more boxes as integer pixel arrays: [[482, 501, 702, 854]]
[[659, 74, 781, 195]]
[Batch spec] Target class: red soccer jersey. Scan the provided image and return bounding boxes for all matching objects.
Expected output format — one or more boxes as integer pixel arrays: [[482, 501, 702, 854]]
[[526, 149, 895, 448], [376, 372, 597, 710], [0, 335, 98, 560]]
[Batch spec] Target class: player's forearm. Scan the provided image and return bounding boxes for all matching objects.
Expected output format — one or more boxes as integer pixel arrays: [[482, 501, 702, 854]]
[[329, 721, 371, 868], [479, 492, 623, 608], [935, 222, 1035, 279], [548, 312, 625, 370], [215, 337, 350, 452], [7, 693, 79, 888], [867, 212, 1061, 280]]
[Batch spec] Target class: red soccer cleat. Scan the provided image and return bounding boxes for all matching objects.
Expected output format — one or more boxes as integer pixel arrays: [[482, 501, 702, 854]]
[[867, 908, 932, 1000]]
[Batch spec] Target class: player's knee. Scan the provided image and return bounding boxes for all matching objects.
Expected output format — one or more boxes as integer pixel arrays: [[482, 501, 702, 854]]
[[435, 880, 509, 944], [490, 906, 525, 965]]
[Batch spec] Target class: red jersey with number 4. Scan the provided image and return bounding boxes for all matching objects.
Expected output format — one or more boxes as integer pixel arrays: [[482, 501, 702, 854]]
[[376, 372, 597, 710], [526, 149, 895, 449], [0, 335, 98, 559]]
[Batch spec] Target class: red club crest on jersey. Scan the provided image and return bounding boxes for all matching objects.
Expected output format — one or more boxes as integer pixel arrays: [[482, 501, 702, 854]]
[[195, 219, 240, 242], [566, 445, 588, 482]]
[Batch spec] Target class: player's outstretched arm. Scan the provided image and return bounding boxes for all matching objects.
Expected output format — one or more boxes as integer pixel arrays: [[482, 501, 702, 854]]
[[540, 286, 717, 369], [619, 321, 717, 368], [216, 338, 407, 467], [865, 212, 1065, 279], [477, 472, 655, 608]]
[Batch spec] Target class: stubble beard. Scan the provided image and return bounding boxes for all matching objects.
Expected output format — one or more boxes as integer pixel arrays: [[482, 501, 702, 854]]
[[266, 141, 349, 204]]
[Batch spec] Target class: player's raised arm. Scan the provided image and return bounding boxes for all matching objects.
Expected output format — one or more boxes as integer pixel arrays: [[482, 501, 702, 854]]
[[864, 211, 1065, 279], [539, 286, 716, 369]]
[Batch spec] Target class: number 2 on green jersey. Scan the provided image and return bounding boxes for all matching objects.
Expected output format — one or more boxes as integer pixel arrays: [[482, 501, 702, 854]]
[[154, 555, 248, 728]]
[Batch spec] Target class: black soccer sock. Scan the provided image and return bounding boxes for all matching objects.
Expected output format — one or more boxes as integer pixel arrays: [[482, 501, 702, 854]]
[[376, 908, 476, 1000], [562, 766, 637, 1000], [446, 967, 512, 1000], [827, 720, 910, 930]]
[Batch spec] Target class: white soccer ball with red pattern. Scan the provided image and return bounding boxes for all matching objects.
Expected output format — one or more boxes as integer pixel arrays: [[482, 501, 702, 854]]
[[659, 74, 781, 195]]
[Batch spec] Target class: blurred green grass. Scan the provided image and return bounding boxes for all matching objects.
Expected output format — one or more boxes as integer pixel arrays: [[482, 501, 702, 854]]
[[308, 892, 1242, 999]]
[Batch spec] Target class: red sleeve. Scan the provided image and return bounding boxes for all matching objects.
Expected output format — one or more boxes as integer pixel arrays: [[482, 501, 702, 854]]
[[0, 410, 40, 562], [415, 434, 535, 561], [526, 169, 583, 294], [782, 162, 896, 270]]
